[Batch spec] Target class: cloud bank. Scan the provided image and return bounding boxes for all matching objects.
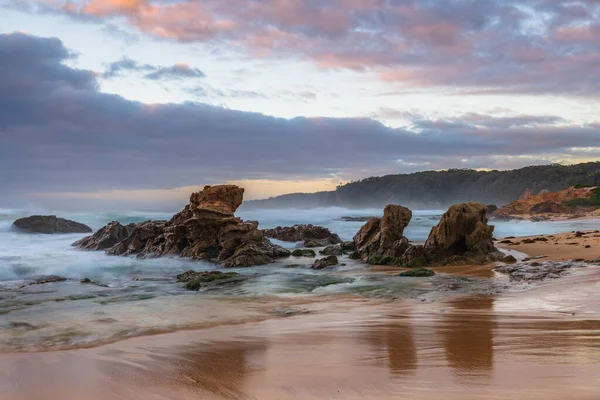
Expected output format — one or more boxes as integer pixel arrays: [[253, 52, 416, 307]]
[[1, 32, 599, 207]]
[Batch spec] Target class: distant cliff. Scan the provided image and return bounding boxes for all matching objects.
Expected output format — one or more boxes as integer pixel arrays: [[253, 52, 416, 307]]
[[244, 162, 600, 209]]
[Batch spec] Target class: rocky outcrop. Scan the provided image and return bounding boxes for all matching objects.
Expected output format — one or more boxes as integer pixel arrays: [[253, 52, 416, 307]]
[[73, 185, 290, 267], [423, 203, 497, 260], [72, 221, 136, 250], [352, 205, 412, 264], [486, 204, 498, 214], [352, 202, 501, 267], [291, 249, 316, 257], [176, 270, 245, 291], [492, 186, 598, 219], [263, 224, 342, 247], [320, 244, 342, 256], [311, 255, 339, 270], [13, 216, 92, 234]]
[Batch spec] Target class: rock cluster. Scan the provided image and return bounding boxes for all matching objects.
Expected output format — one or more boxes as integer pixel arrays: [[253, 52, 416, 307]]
[[13, 215, 92, 234], [263, 224, 342, 247], [353, 202, 501, 266], [73, 185, 290, 267], [494, 261, 582, 282]]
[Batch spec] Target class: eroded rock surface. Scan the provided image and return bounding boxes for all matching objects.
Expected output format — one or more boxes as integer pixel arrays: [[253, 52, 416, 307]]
[[13, 216, 92, 234], [311, 255, 339, 270], [73, 185, 290, 267], [263, 224, 342, 247], [352, 205, 412, 264], [72, 221, 136, 250], [494, 262, 583, 282]]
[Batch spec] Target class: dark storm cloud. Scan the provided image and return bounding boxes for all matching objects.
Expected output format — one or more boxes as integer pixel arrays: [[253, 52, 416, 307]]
[[1, 32, 599, 202], [11, 0, 600, 96]]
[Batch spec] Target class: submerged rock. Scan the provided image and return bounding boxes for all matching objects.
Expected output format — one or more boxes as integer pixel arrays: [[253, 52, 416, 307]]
[[311, 255, 339, 270], [13, 216, 92, 234], [73, 185, 290, 267], [263, 224, 342, 247], [399, 268, 435, 277], [340, 216, 376, 222], [291, 249, 317, 257], [353, 205, 412, 264], [176, 270, 243, 291], [72, 221, 136, 250]]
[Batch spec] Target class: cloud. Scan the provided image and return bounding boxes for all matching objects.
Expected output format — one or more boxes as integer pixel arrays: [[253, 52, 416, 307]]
[[11, 0, 600, 96], [144, 63, 205, 80], [1, 32, 600, 207], [102, 58, 204, 80]]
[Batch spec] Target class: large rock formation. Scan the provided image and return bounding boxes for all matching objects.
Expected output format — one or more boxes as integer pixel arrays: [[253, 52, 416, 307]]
[[352, 202, 500, 266], [73, 185, 290, 267], [13, 215, 92, 234], [421, 202, 498, 263], [352, 205, 412, 264], [263, 224, 342, 247]]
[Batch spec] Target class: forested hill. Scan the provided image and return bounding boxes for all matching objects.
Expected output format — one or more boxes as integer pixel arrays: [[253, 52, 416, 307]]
[[244, 162, 600, 210]]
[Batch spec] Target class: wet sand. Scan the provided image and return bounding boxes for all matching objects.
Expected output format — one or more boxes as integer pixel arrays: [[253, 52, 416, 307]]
[[3, 266, 600, 400], [497, 230, 600, 261]]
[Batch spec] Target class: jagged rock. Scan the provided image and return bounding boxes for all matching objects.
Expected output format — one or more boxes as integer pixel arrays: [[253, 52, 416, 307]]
[[399, 268, 435, 277], [311, 255, 339, 270], [292, 249, 316, 257], [486, 204, 498, 214], [320, 244, 342, 256], [353, 205, 412, 263], [74, 185, 290, 267], [72, 221, 136, 250], [341, 241, 356, 252], [263, 224, 342, 247], [13, 216, 92, 234]]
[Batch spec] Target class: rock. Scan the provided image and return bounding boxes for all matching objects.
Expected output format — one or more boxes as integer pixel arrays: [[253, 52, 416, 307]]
[[501, 255, 517, 264], [311, 255, 339, 270], [585, 245, 591, 249], [494, 261, 577, 282], [13, 216, 92, 234], [176, 270, 242, 291], [29, 275, 67, 285], [341, 241, 356, 252], [74, 185, 290, 267], [423, 202, 499, 260], [80, 278, 92, 284], [72, 221, 136, 250], [522, 239, 536, 244], [399, 268, 435, 277], [353, 204, 412, 264], [291, 249, 317, 257], [320, 244, 343, 256], [263, 224, 342, 247]]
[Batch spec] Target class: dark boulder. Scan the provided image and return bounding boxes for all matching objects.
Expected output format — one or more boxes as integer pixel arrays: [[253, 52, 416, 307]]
[[311, 255, 339, 270], [320, 244, 343, 256], [13, 215, 92, 234], [263, 224, 342, 247], [176, 270, 243, 291], [399, 268, 435, 277], [291, 249, 317, 257]]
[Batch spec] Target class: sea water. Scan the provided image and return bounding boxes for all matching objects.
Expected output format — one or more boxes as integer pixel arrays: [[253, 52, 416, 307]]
[[1, 207, 598, 350]]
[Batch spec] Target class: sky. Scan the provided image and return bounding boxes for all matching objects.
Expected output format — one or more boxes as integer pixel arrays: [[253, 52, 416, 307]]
[[1, 0, 599, 210]]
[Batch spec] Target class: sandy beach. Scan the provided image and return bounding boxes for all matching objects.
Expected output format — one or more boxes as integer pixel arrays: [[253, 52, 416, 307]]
[[497, 229, 600, 261], [2, 229, 600, 400]]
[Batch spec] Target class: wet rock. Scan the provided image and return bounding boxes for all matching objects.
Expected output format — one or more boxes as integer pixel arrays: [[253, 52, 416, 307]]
[[74, 185, 290, 267], [13, 216, 92, 234], [263, 224, 342, 247], [353, 205, 412, 264], [486, 204, 498, 214], [399, 268, 435, 277], [311, 255, 339, 270], [30, 275, 67, 285], [320, 244, 343, 256], [176, 270, 242, 291], [501, 255, 517, 264], [9, 322, 36, 330], [341, 241, 356, 253], [291, 249, 316, 257], [80, 278, 92, 284], [72, 221, 136, 250], [494, 261, 579, 282]]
